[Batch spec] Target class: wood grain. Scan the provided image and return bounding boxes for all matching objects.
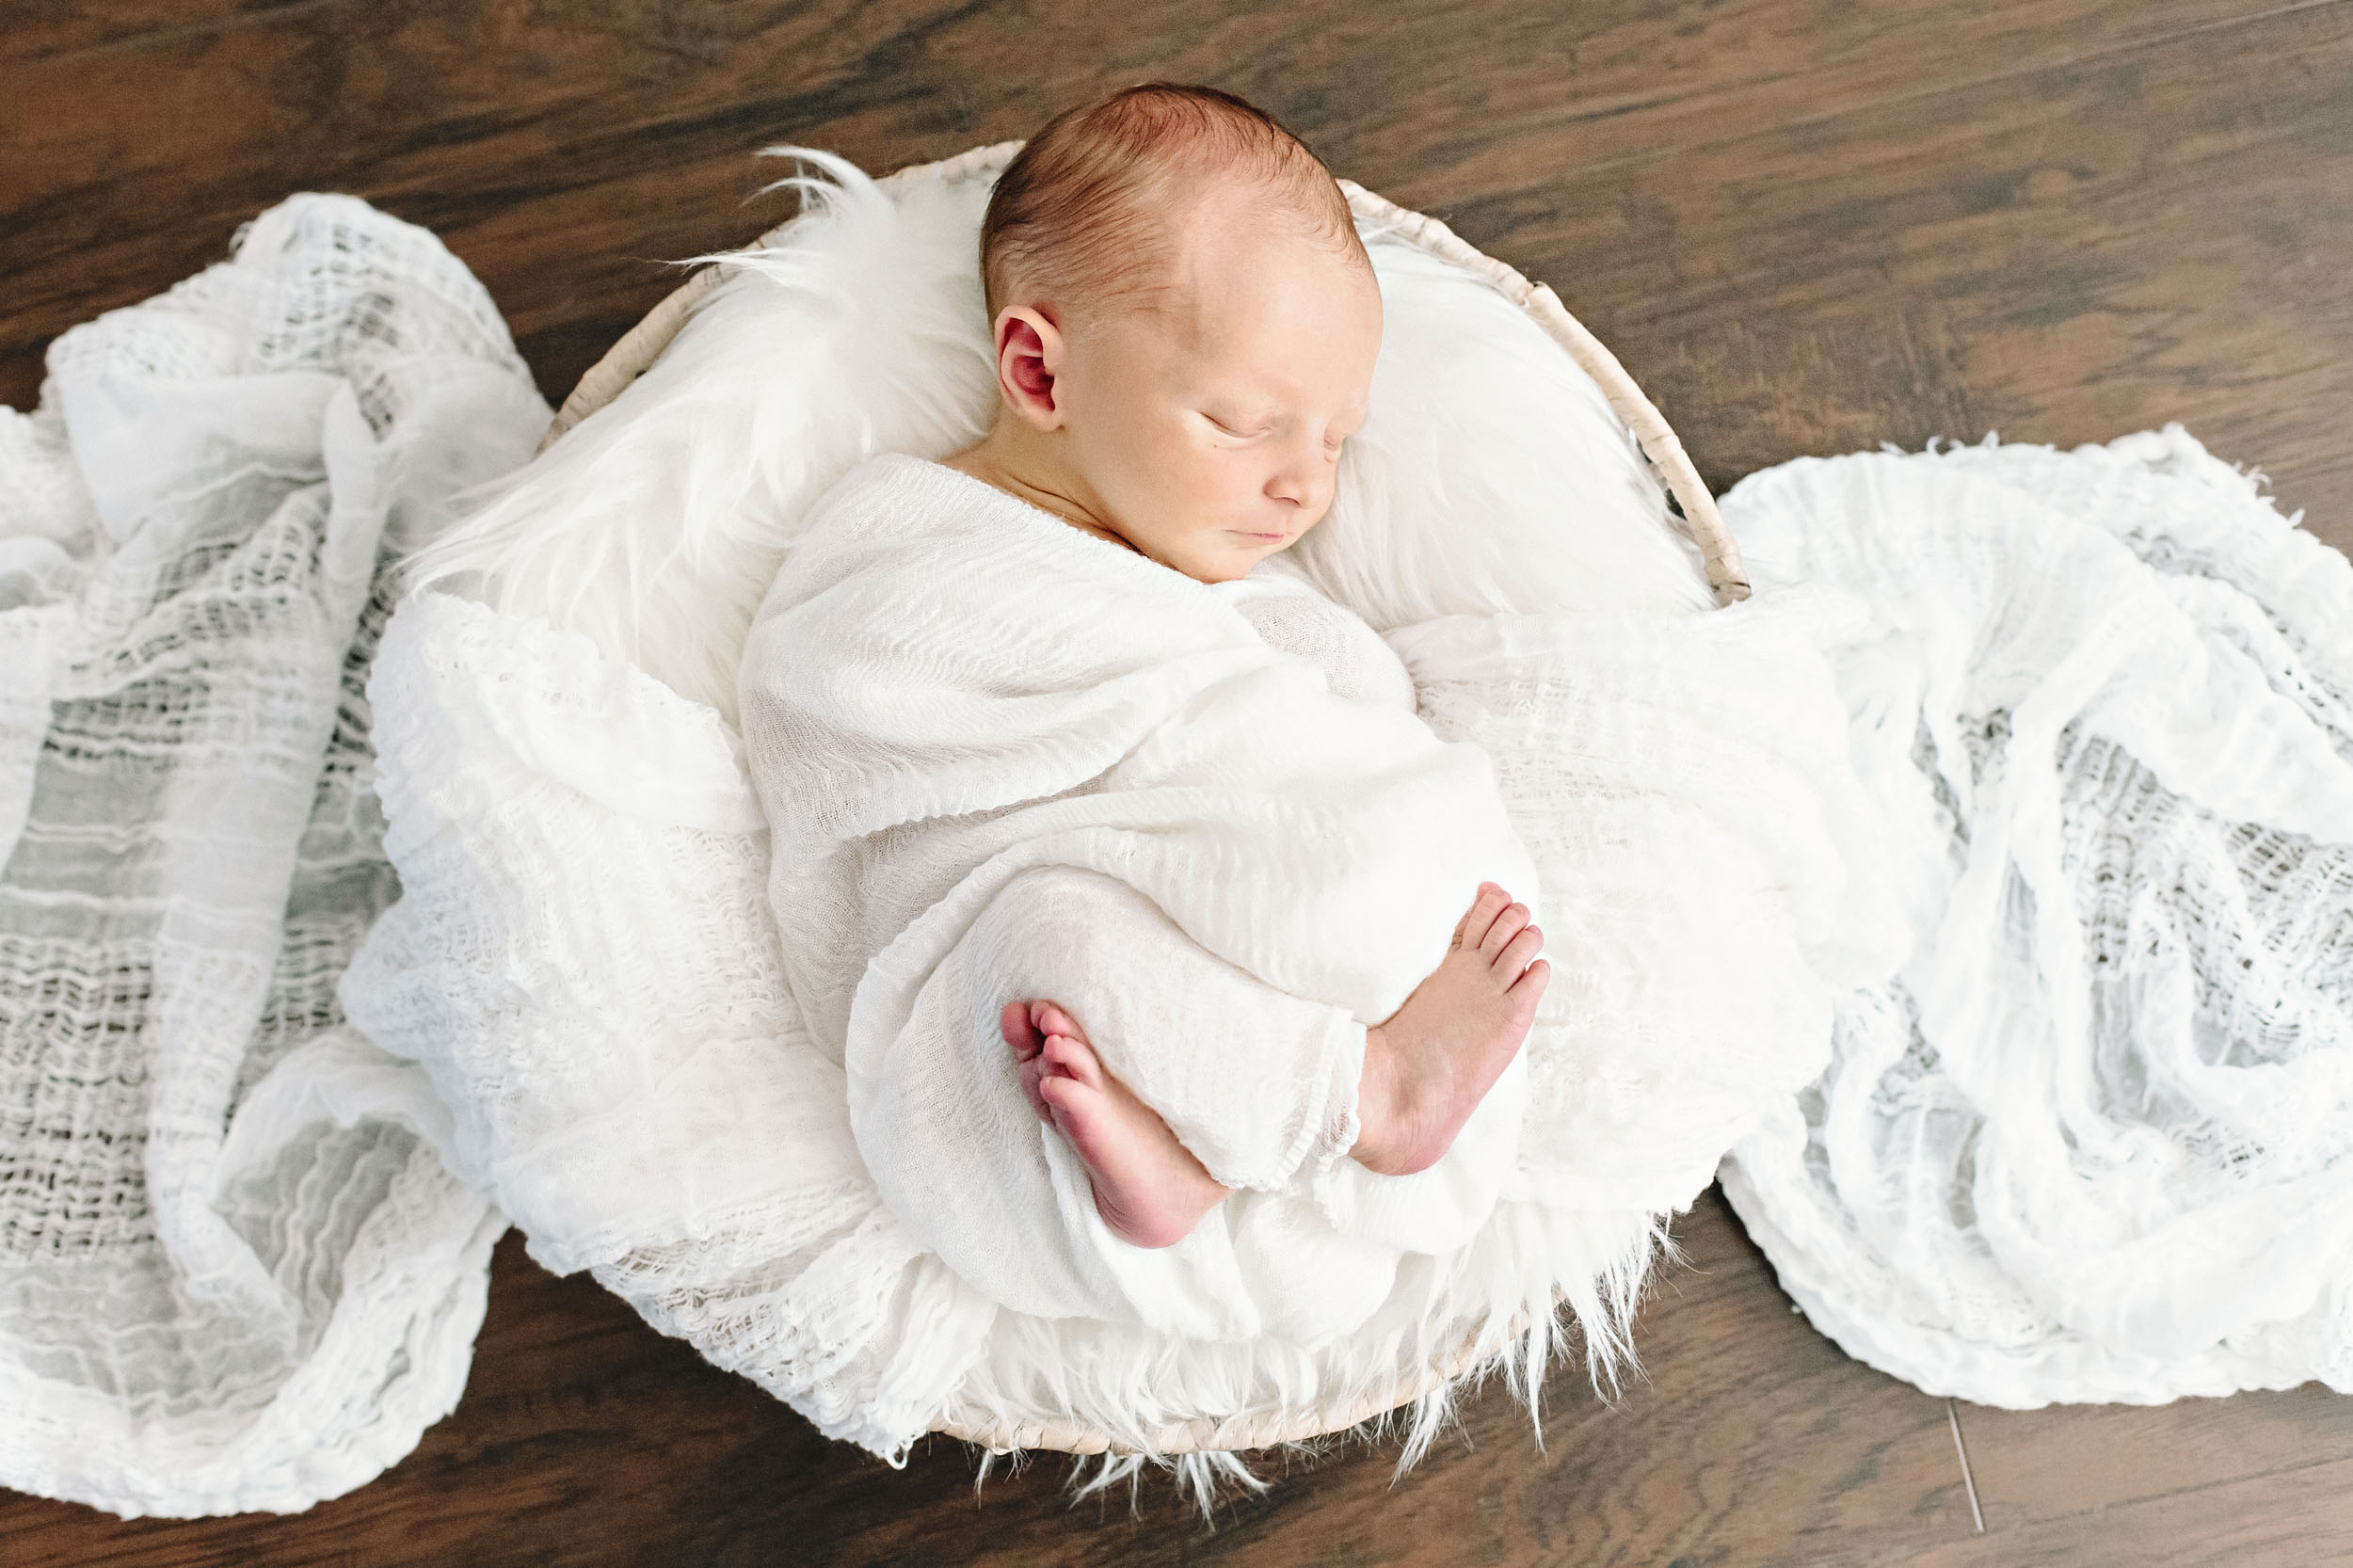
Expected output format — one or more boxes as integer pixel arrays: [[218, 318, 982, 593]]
[[6, 0, 2351, 1562], [1955, 1387, 2353, 1533]]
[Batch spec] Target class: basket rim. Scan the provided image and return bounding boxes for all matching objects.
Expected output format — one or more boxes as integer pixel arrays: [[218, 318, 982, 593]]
[[536, 140, 1726, 1461], [927, 1306, 1535, 1456]]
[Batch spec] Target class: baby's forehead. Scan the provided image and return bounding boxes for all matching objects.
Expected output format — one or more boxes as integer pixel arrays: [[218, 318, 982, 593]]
[[1096, 232, 1381, 416], [1098, 170, 1373, 324]]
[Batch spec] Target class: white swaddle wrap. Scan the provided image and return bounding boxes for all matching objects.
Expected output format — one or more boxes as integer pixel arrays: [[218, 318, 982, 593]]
[[738, 456, 1537, 1339]]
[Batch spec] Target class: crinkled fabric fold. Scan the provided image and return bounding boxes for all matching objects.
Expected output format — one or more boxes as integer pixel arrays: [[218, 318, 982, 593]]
[[0, 194, 544, 1517], [343, 590, 984, 1458], [1719, 426, 2353, 1407], [737, 455, 1545, 1341]]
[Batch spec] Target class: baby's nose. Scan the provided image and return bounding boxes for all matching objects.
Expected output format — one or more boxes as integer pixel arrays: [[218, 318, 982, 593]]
[[1266, 462, 1326, 510]]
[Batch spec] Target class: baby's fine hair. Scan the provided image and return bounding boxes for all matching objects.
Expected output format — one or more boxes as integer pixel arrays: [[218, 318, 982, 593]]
[[979, 83, 1366, 325]]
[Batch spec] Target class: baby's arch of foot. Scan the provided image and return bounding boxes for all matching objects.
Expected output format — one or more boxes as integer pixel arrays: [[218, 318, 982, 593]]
[[1353, 882, 1549, 1177]]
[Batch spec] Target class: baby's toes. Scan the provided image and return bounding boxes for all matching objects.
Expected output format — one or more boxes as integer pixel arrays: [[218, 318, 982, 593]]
[[1001, 1000, 1045, 1058], [1042, 1031, 1107, 1091], [1454, 883, 1515, 950], [1510, 955, 1552, 1006], [1494, 922, 1544, 981], [1032, 1000, 1088, 1046], [1039, 1072, 1112, 1149], [1480, 902, 1531, 956]]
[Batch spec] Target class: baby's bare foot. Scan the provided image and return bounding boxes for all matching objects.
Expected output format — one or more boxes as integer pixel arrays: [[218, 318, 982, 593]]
[[999, 1000, 1229, 1249], [1350, 883, 1549, 1177]]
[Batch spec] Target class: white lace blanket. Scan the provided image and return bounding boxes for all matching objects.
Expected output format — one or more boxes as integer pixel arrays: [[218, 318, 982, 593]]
[[0, 197, 547, 1516], [1719, 428, 2353, 1406]]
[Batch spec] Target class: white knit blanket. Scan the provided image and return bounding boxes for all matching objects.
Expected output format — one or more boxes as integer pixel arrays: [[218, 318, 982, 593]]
[[6, 194, 2350, 1522]]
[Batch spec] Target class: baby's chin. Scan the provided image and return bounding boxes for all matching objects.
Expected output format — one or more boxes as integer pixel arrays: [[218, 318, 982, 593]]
[[1173, 535, 1292, 584]]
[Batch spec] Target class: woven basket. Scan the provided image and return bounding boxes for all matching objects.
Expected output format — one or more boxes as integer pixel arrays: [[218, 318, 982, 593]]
[[538, 142, 1746, 1460]]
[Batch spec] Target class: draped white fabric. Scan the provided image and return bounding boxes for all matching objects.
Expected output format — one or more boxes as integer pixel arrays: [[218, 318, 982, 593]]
[[1719, 427, 2353, 1407], [348, 490, 1862, 1469], [0, 197, 546, 1515], [5, 182, 2348, 1524]]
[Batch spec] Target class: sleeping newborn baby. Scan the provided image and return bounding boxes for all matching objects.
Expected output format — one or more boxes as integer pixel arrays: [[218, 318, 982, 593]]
[[742, 85, 1547, 1325], [949, 87, 1550, 1248]]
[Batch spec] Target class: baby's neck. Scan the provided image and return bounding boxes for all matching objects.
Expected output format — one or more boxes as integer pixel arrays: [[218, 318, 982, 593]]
[[942, 427, 1139, 558]]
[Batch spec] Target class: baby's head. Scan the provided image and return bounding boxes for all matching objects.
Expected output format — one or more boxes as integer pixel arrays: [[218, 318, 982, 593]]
[[976, 85, 1381, 583]]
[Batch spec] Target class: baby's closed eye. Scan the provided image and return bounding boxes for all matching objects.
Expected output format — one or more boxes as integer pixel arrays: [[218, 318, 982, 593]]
[[1203, 409, 1273, 439]]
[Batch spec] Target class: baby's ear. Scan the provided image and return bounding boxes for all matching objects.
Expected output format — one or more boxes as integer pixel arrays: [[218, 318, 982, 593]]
[[995, 305, 1065, 429]]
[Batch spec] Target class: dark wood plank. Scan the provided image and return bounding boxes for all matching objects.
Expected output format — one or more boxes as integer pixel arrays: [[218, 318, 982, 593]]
[[1900, 1457, 2353, 1568], [1955, 1387, 2353, 1533]]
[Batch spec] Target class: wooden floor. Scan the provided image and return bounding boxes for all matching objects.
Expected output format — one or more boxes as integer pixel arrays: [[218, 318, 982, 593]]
[[8, 0, 2353, 1562]]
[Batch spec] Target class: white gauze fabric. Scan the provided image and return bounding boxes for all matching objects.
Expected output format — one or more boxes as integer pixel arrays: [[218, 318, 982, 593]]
[[0, 195, 546, 1517], [737, 456, 1538, 1341], [1719, 426, 2353, 1407]]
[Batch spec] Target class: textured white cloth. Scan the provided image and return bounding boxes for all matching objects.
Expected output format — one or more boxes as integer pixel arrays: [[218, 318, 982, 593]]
[[1718, 426, 2353, 1407], [344, 476, 1865, 1468], [16, 171, 2347, 1525], [0, 195, 545, 1517], [737, 456, 1537, 1339]]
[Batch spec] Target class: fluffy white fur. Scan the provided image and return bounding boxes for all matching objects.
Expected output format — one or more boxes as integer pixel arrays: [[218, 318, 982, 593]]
[[406, 147, 1705, 721], [405, 151, 1000, 722]]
